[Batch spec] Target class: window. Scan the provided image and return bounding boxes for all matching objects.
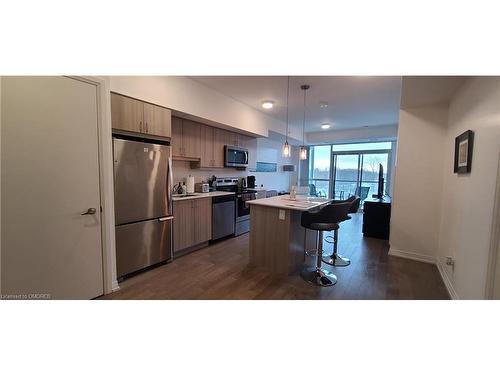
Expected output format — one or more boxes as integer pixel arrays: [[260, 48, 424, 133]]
[[305, 142, 394, 203]]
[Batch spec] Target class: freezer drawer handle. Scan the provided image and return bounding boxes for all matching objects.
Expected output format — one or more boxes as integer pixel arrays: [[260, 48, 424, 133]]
[[158, 216, 174, 222]]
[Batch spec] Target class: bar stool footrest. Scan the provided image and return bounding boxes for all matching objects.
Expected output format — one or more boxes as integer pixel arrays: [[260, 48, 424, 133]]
[[322, 253, 351, 267]]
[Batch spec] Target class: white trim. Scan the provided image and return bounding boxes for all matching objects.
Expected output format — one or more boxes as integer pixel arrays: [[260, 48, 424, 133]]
[[111, 279, 120, 292], [388, 246, 458, 299], [388, 247, 436, 264], [436, 259, 459, 300], [485, 150, 500, 299], [72, 76, 118, 296]]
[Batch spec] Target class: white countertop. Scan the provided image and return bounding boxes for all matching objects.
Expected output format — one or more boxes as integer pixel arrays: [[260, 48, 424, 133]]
[[172, 191, 235, 201], [246, 194, 332, 211]]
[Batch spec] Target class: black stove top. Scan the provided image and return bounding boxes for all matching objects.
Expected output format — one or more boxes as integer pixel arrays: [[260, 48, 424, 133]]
[[216, 186, 256, 194], [214, 177, 257, 195]]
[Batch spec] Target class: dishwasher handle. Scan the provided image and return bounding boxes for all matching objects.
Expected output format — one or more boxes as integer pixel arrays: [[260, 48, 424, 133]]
[[212, 195, 236, 204]]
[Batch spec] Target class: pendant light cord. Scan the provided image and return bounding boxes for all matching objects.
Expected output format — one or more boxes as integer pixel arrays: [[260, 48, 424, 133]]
[[285, 76, 290, 143], [302, 85, 306, 146]]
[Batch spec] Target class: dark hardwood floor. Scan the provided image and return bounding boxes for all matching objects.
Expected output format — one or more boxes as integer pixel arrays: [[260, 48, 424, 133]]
[[102, 213, 449, 300]]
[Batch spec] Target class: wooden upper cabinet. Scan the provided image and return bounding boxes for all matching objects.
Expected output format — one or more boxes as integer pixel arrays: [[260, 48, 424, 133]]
[[171, 117, 183, 158], [171, 117, 201, 160], [200, 124, 215, 167], [111, 92, 171, 138], [170, 115, 255, 169], [213, 128, 229, 168], [143, 102, 171, 138], [182, 120, 201, 159], [111, 93, 143, 133]]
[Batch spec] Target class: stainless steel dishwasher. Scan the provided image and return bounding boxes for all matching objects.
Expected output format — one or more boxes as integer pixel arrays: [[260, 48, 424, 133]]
[[212, 195, 236, 241]]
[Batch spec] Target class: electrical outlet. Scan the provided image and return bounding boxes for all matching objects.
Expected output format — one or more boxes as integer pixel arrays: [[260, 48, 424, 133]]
[[279, 210, 285, 220], [446, 256, 455, 266]]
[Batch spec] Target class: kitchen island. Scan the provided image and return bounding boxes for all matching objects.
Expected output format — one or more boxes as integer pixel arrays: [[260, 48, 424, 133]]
[[247, 195, 332, 275]]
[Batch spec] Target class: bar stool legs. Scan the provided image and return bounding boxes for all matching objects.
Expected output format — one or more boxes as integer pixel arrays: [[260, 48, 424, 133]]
[[301, 231, 337, 287], [322, 229, 351, 267]]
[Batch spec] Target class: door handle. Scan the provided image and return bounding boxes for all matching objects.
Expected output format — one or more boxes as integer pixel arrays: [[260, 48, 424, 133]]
[[81, 208, 97, 215]]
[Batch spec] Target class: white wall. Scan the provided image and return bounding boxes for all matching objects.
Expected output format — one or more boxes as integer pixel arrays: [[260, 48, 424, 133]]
[[390, 105, 448, 260], [437, 77, 500, 299], [390, 77, 500, 299], [251, 138, 298, 191], [109, 76, 289, 139]]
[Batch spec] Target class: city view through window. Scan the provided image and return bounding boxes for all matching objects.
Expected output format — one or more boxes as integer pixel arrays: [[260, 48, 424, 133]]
[[307, 142, 393, 202]]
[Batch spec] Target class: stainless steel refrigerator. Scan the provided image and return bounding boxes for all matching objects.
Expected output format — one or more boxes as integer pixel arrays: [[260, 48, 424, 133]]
[[113, 137, 173, 279]]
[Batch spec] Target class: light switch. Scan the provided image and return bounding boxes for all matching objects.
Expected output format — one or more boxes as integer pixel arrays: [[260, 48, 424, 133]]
[[279, 209, 285, 220]]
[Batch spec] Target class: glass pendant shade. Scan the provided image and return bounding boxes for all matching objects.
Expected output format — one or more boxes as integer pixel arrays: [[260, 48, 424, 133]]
[[282, 140, 291, 158], [299, 146, 307, 160]]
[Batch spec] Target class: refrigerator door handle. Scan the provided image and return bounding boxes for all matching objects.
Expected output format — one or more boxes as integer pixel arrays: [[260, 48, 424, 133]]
[[167, 156, 173, 214], [158, 216, 174, 222]]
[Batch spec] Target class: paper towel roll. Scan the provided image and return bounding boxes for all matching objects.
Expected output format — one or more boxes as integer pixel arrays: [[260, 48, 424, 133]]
[[186, 175, 195, 193]]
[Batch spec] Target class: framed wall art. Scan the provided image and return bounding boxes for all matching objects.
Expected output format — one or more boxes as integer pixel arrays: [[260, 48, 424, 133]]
[[454, 130, 474, 174]]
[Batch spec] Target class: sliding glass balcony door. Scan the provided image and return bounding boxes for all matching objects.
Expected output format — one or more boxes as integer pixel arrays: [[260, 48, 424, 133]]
[[332, 154, 360, 200], [308, 145, 330, 197]]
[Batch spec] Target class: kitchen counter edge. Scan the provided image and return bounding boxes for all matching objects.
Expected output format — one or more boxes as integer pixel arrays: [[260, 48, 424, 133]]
[[172, 191, 235, 201]]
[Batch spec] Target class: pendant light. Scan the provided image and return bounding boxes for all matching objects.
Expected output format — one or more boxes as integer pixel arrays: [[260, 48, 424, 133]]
[[299, 84, 310, 160], [282, 76, 291, 158]]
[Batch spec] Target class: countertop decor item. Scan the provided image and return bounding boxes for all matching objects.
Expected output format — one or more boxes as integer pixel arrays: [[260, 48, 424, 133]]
[[185, 175, 195, 193], [454, 130, 474, 174]]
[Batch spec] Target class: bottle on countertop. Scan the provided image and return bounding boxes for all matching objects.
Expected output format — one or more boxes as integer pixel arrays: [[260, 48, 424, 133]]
[[175, 181, 184, 194], [290, 185, 297, 200], [181, 182, 187, 195]]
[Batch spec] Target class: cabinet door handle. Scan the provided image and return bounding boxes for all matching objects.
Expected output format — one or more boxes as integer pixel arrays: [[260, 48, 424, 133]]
[[139, 121, 143, 132], [145, 122, 148, 133]]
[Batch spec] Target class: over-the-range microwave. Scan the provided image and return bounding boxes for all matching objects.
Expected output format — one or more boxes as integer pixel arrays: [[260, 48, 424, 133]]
[[224, 145, 248, 168]]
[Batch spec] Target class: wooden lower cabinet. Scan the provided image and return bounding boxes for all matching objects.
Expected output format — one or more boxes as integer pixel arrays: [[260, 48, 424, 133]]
[[173, 198, 212, 253]]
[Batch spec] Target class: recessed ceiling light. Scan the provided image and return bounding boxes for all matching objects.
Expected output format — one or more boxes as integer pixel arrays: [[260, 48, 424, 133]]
[[319, 101, 328, 108], [321, 123, 331, 129], [261, 100, 274, 109]]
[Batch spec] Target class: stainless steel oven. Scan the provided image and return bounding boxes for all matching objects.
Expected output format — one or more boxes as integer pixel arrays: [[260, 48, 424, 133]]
[[224, 145, 248, 168]]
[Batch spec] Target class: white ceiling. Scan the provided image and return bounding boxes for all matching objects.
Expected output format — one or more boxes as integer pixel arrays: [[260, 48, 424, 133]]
[[190, 76, 402, 133]]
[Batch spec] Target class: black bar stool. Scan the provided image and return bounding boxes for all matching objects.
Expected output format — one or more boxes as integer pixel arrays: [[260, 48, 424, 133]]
[[300, 202, 352, 287], [323, 196, 361, 267]]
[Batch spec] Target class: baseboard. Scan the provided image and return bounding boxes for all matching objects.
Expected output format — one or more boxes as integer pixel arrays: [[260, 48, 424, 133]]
[[436, 260, 459, 300], [111, 279, 120, 292], [388, 247, 436, 264], [388, 246, 458, 299]]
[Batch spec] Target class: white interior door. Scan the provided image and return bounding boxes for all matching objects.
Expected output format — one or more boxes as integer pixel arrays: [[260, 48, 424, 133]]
[[1, 76, 104, 299]]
